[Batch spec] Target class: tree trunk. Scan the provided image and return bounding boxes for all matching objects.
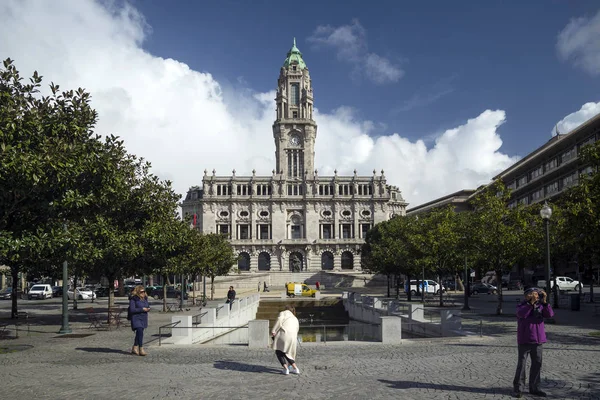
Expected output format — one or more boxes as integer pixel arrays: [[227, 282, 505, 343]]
[[407, 274, 412, 302], [386, 274, 390, 297], [10, 266, 19, 319], [496, 269, 503, 315], [395, 274, 400, 299], [72, 271, 78, 310], [192, 276, 196, 306], [162, 274, 168, 312], [210, 276, 215, 300], [438, 272, 443, 307], [108, 273, 115, 308]]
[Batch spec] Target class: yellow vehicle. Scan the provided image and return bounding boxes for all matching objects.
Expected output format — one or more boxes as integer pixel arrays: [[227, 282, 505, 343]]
[[286, 282, 317, 298]]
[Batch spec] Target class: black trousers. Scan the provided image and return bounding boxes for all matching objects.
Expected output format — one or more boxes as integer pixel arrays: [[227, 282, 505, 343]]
[[513, 343, 543, 392], [275, 350, 295, 367]]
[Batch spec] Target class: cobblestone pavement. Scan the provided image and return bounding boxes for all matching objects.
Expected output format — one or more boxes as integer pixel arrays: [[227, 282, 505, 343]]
[[0, 294, 599, 400]]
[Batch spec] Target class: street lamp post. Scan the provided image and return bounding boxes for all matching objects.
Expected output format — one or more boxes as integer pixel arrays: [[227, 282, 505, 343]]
[[540, 202, 553, 306]]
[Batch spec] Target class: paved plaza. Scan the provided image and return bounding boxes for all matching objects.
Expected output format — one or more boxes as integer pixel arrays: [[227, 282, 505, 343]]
[[1, 291, 599, 400]]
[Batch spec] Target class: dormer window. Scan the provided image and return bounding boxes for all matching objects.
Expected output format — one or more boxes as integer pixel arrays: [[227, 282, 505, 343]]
[[292, 65, 297, 71]]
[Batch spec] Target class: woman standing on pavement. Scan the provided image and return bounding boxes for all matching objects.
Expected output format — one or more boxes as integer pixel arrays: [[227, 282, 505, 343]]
[[128, 285, 150, 356], [272, 305, 300, 375]]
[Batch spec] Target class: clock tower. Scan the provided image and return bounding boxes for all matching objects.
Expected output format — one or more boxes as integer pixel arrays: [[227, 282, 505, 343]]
[[273, 38, 317, 180]]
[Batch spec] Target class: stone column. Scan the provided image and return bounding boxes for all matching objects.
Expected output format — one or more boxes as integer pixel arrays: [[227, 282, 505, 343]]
[[248, 320, 269, 349], [380, 316, 402, 344]]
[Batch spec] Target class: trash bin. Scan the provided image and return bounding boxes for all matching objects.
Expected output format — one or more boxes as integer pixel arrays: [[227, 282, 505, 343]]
[[570, 294, 580, 311]]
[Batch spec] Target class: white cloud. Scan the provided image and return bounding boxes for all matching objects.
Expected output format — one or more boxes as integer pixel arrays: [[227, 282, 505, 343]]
[[557, 10, 600, 75], [554, 101, 600, 135], [308, 19, 404, 84], [0, 0, 521, 207]]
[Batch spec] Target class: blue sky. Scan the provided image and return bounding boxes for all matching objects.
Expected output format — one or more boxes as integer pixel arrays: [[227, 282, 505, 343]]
[[132, 0, 600, 156], [1, 0, 599, 205]]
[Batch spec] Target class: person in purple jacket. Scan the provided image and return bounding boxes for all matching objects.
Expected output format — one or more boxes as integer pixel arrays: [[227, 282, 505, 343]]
[[512, 287, 554, 398]]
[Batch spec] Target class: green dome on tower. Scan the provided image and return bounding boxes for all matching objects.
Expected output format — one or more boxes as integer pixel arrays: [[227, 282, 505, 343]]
[[283, 38, 307, 70]]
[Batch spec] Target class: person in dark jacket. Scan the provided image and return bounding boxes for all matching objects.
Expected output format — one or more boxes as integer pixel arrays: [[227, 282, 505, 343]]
[[226, 286, 236, 309], [128, 285, 150, 356], [512, 287, 554, 398]]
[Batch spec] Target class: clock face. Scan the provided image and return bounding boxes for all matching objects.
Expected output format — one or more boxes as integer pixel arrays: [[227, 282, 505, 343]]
[[289, 135, 300, 146]]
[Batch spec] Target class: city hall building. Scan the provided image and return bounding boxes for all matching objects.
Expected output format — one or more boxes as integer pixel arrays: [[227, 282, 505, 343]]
[[181, 40, 407, 273]]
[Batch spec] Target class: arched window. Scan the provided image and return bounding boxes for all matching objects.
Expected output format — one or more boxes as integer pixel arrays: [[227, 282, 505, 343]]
[[341, 251, 354, 270], [258, 252, 271, 271], [237, 253, 250, 271], [321, 251, 334, 270]]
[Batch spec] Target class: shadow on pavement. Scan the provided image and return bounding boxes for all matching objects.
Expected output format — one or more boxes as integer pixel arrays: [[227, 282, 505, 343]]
[[76, 347, 131, 355], [214, 360, 283, 374], [378, 379, 512, 396]]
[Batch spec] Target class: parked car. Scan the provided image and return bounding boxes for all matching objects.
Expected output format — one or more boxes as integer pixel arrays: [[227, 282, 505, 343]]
[[28, 284, 53, 300], [405, 280, 446, 295], [470, 283, 498, 295], [537, 276, 581, 292], [0, 287, 23, 300], [152, 286, 188, 300], [67, 287, 97, 300], [145, 285, 163, 297], [52, 286, 63, 297]]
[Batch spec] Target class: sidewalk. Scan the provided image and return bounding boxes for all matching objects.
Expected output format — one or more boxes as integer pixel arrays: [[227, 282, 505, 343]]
[[1, 292, 598, 400]]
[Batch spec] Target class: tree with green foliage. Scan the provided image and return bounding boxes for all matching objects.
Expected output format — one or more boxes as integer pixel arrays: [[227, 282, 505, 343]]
[[561, 141, 600, 301], [0, 58, 124, 318], [196, 233, 236, 300], [411, 206, 461, 306], [469, 180, 538, 314]]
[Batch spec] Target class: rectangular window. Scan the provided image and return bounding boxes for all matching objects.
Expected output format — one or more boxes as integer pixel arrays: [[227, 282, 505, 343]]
[[322, 224, 332, 239], [290, 83, 299, 105], [530, 166, 543, 180], [531, 188, 544, 201], [259, 225, 270, 240], [218, 224, 230, 237], [342, 224, 353, 239], [562, 147, 576, 163], [517, 175, 528, 187], [545, 158, 557, 172], [291, 225, 302, 239], [361, 224, 371, 238], [293, 111, 298, 118], [239, 225, 250, 240]]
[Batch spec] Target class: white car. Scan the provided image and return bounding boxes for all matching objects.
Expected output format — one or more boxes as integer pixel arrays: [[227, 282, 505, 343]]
[[405, 280, 446, 295], [67, 287, 97, 300]]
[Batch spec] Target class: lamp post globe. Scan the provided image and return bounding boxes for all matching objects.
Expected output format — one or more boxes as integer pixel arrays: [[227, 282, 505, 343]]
[[540, 202, 552, 220]]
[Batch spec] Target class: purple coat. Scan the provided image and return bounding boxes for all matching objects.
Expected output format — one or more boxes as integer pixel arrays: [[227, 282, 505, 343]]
[[516, 301, 554, 344], [129, 296, 149, 330]]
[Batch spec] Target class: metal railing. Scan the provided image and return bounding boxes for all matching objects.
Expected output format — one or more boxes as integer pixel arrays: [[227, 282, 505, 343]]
[[158, 320, 181, 346], [192, 311, 208, 326]]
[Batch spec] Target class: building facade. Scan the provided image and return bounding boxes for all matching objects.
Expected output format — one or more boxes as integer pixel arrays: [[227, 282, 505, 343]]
[[181, 40, 407, 273], [495, 114, 599, 207]]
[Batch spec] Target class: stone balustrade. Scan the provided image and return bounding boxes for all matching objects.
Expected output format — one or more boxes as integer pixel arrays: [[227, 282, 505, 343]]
[[162, 294, 261, 345], [342, 291, 463, 340]]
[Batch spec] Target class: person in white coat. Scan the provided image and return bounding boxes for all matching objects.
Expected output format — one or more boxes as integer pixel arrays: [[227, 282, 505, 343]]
[[271, 305, 300, 375]]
